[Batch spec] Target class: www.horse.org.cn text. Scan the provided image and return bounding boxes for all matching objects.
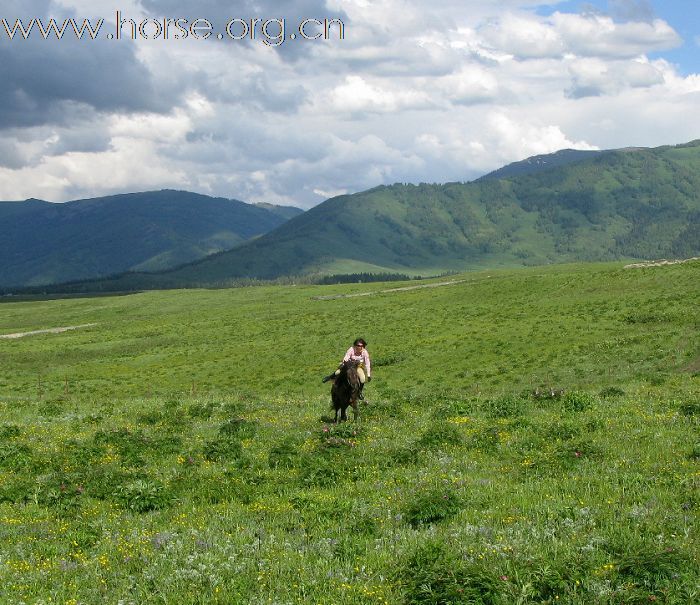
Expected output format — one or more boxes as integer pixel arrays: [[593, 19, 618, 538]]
[[1, 12, 346, 46]]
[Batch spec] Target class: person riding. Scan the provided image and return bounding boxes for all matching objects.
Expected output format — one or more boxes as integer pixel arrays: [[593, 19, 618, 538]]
[[322, 338, 372, 398]]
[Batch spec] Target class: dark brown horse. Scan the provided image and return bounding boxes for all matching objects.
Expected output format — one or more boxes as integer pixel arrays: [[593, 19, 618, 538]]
[[331, 360, 361, 422]]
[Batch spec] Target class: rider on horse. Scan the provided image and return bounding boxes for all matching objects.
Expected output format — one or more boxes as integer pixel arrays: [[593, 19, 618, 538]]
[[322, 338, 372, 399]]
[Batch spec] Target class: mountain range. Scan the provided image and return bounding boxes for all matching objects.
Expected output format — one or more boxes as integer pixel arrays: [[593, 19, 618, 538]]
[[0, 190, 303, 287], [4, 140, 699, 293]]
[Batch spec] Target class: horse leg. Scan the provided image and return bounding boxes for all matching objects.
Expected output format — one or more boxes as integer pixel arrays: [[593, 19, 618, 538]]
[[351, 396, 359, 422]]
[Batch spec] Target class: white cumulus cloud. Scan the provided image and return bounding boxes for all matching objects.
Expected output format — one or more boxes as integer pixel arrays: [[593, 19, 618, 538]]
[[0, 0, 696, 207]]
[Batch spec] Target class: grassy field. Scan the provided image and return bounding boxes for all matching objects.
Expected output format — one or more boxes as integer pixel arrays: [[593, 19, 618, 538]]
[[0, 261, 698, 604]]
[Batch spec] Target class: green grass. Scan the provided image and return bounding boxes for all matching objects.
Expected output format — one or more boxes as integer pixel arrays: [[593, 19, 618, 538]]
[[0, 261, 698, 603]]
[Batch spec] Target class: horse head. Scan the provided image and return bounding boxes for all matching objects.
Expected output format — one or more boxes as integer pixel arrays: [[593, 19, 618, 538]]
[[339, 359, 361, 385]]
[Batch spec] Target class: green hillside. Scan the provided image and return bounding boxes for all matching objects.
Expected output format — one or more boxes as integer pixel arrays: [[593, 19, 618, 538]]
[[476, 148, 608, 181], [0, 262, 697, 603], [177, 140, 698, 281], [33, 140, 698, 294], [0, 190, 303, 287]]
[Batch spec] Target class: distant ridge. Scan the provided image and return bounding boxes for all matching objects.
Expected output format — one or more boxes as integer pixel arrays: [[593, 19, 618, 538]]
[[253, 203, 304, 221], [0, 189, 303, 287], [476, 148, 607, 181], [9, 140, 700, 294]]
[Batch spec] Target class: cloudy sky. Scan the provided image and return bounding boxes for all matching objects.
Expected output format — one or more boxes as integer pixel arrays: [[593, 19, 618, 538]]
[[0, 0, 698, 208]]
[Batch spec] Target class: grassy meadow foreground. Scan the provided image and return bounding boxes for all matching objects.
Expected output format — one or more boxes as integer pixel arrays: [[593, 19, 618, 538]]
[[0, 262, 698, 604]]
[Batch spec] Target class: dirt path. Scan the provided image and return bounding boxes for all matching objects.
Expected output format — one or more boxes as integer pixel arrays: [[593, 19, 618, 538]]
[[624, 257, 699, 269], [0, 323, 97, 339], [311, 279, 468, 300]]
